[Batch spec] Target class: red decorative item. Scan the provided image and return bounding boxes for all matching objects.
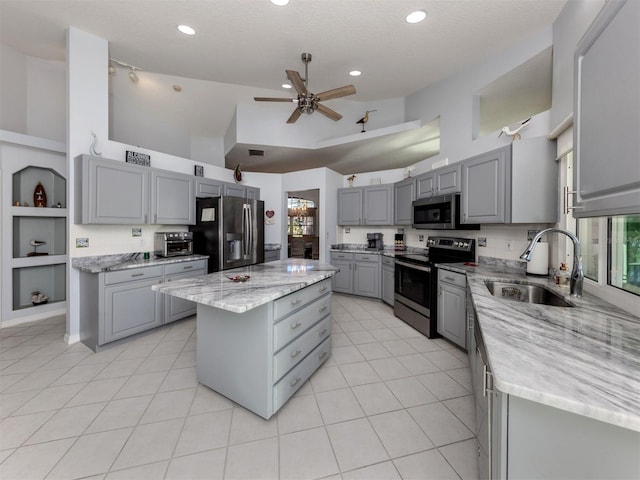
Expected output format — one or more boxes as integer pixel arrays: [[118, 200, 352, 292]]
[[234, 164, 242, 183], [34, 182, 47, 207], [265, 210, 275, 218]]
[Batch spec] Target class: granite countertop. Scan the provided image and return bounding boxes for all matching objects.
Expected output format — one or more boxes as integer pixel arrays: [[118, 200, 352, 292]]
[[151, 259, 338, 314], [437, 262, 640, 432], [72, 253, 209, 273], [330, 247, 403, 258]]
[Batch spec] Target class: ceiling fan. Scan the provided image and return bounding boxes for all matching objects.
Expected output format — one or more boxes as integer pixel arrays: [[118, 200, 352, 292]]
[[254, 53, 356, 124]]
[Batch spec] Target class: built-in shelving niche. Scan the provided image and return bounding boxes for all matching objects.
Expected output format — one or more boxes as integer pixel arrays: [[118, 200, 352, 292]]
[[12, 263, 66, 310], [12, 166, 66, 208], [13, 216, 67, 257]]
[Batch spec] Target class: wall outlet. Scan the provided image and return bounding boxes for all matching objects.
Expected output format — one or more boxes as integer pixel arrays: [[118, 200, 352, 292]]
[[506, 240, 513, 251], [418, 235, 424, 242], [478, 237, 487, 247], [397, 228, 404, 234], [345, 227, 350, 234], [76, 238, 89, 248], [527, 230, 540, 241], [132, 228, 142, 237]]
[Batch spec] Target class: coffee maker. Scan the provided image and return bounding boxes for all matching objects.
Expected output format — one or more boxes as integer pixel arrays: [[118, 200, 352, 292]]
[[366, 233, 384, 251]]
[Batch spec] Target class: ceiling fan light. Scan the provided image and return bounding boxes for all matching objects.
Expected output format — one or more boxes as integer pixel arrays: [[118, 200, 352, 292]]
[[270, 0, 290, 6], [177, 25, 196, 35], [349, 70, 361, 77], [406, 10, 427, 24]]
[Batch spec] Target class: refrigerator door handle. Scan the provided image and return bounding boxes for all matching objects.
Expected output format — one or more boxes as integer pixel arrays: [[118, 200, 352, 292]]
[[243, 204, 252, 259]]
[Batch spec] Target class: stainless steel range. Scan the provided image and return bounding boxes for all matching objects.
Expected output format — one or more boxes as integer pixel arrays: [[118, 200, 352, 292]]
[[394, 236, 475, 337]]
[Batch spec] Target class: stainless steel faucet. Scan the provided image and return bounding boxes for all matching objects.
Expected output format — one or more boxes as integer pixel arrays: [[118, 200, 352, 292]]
[[520, 228, 584, 297]]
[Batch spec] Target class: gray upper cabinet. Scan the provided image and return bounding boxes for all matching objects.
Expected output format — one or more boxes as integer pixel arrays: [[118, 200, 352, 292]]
[[416, 164, 462, 199], [337, 188, 363, 225], [574, 0, 640, 217], [246, 186, 260, 201], [195, 178, 223, 198], [461, 137, 557, 224], [75, 155, 149, 224], [150, 170, 195, 225], [224, 183, 246, 198], [462, 148, 509, 224], [363, 185, 393, 225], [394, 177, 416, 225]]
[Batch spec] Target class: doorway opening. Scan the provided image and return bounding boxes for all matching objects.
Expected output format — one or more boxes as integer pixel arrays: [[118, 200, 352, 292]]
[[287, 189, 320, 259]]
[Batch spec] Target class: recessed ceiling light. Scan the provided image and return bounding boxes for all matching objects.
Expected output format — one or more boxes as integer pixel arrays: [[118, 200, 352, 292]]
[[406, 10, 427, 24], [282, 83, 292, 89], [349, 70, 362, 77], [270, 0, 290, 6], [177, 25, 196, 35], [173, 84, 182, 92]]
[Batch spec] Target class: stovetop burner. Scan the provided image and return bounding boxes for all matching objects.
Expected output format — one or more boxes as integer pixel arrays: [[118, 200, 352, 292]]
[[395, 236, 475, 266]]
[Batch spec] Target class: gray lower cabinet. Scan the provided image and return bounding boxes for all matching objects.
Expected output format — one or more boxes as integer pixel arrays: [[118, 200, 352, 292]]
[[330, 252, 354, 294], [393, 177, 416, 225], [264, 248, 281, 262], [353, 253, 381, 298], [75, 155, 149, 224], [461, 136, 557, 224], [195, 279, 332, 419], [79, 259, 206, 351], [330, 251, 381, 299], [437, 269, 466, 349], [574, 0, 640, 217], [381, 256, 394, 305], [150, 170, 195, 225]]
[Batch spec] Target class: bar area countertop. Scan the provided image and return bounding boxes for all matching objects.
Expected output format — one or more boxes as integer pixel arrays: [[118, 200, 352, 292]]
[[72, 253, 209, 273], [151, 258, 339, 313]]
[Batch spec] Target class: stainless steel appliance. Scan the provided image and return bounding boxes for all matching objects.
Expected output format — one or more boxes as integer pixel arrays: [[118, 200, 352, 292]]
[[394, 236, 475, 337], [412, 194, 479, 230], [190, 196, 264, 273], [366, 232, 383, 250], [154, 231, 193, 257]]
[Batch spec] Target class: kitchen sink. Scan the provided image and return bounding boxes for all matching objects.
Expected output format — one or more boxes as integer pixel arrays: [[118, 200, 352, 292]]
[[484, 281, 573, 307]]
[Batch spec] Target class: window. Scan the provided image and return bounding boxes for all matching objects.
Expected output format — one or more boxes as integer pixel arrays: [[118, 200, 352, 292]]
[[609, 215, 640, 296], [578, 217, 600, 281], [287, 198, 315, 237]]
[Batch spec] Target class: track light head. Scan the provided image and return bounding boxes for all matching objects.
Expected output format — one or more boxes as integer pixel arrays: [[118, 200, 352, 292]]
[[128, 67, 139, 83]]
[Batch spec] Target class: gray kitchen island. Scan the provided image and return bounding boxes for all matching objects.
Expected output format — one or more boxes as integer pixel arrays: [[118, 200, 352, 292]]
[[152, 259, 338, 419]]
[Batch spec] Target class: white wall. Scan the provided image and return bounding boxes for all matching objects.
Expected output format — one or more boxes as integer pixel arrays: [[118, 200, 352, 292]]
[[1, 44, 28, 134]]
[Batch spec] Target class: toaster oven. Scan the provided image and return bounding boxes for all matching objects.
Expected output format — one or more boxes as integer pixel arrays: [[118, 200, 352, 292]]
[[154, 231, 194, 257]]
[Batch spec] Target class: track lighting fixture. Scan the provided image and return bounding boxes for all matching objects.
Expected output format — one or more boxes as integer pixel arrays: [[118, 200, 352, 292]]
[[109, 58, 142, 83]]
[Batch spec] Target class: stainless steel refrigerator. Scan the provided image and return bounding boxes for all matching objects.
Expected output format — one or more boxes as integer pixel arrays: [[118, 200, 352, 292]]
[[190, 196, 264, 273]]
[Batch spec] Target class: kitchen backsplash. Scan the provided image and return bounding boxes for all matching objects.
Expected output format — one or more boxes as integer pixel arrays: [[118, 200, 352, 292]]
[[337, 224, 554, 263]]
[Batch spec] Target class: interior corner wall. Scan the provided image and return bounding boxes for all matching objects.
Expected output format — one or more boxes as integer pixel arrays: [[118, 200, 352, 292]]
[[27, 57, 66, 142], [66, 27, 109, 344], [0, 43, 28, 134], [405, 27, 554, 167], [191, 135, 225, 167]]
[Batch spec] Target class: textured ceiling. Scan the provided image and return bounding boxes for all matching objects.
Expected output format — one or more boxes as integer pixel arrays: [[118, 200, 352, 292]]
[[0, 0, 566, 173]]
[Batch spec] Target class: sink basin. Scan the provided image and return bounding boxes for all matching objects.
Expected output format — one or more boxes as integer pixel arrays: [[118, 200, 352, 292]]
[[484, 281, 573, 307]]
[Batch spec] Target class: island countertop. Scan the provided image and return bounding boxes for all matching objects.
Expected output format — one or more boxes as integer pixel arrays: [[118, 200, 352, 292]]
[[151, 259, 338, 314], [438, 262, 640, 432]]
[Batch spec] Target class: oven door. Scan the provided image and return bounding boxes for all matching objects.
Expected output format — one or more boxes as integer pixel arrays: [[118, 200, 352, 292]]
[[394, 259, 432, 317], [164, 240, 193, 257]]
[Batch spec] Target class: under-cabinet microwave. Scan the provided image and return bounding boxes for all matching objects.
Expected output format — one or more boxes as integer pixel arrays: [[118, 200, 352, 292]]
[[412, 194, 479, 230]]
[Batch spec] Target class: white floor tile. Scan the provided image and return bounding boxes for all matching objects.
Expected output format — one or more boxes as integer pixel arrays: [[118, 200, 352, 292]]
[[86, 394, 153, 433], [424, 350, 468, 370], [174, 410, 232, 456], [439, 439, 480, 480], [105, 461, 168, 480], [443, 395, 476, 433], [225, 437, 279, 480], [113, 371, 167, 399], [0, 411, 55, 450], [416, 371, 470, 400], [276, 393, 323, 435], [393, 449, 460, 480], [140, 388, 196, 423], [351, 382, 402, 416], [315, 388, 365, 425], [279, 427, 340, 480], [309, 365, 348, 393], [384, 377, 438, 408], [368, 357, 412, 381], [166, 449, 226, 480], [13, 383, 85, 415], [111, 419, 182, 470], [228, 405, 278, 445], [341, 461, 402, 480], [339, 361, 381, 386], [326, 417, 389, 472], [189, 385, 234, 415], [397, 353, 440, 375], [25, 402, 105, 444], [330, 345, 366, 364], [0, 438, 74, 480], [66, 376, 128, 406], [355, 342, 392, 360], [408, 402, 475, 446], [369, 409, 434, 458]]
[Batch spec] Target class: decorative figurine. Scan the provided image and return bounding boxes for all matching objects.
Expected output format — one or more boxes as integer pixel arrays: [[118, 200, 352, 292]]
[[234, 164, 242, 183], [34, 182, 46, 207], [90, 130, 102, 156], [356, 109, 377, 133], [27, 240, 47, 257], [347, 174, 356, 187], [31, 291, 49, 305]]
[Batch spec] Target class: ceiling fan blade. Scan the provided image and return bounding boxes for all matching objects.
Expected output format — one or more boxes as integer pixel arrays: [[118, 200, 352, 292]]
[[286, 70, 307, 95], [254, 97, 295, 102], [315, 103, 343, 121], [286, 108, 302, 123], [316, 85, 356, 102]]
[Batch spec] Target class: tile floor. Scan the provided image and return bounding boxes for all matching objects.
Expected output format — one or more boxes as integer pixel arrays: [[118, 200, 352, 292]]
[[0, 294, 479, 480]]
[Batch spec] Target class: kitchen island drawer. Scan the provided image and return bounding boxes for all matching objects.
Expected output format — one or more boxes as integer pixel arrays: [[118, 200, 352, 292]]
[[273, 336, 331, 412], [104, 265, 163, 285], [273, 315, 331, 382], [353, 252, 381, 263], [330, 252, 354, 261], [273, 278, 331, 320], [164, 259, 207, 275], [273, 294, 331, 351]]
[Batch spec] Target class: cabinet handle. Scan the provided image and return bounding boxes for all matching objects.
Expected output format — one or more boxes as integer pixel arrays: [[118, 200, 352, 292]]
[[482, 365, 494, 397], [290, 321, 302, 330], [154, 214, 157, 224], [319, 350, 328, 361], [444, 276, 455, 282], [144, 214, 148, 223], [183, 265, 193, 270], [290, 348, 302, 358], [290, 298, 301, 306], [319, 286, 328, 293], [319, 328, 328, 336], [131, 273, 144, 278], [318, 304, 328, 313], [290, 377, 302, 387], [563, 185, 584, 214]]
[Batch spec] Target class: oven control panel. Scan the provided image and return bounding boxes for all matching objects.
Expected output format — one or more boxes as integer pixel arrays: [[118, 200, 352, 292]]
[[427, 236, 473, 251]]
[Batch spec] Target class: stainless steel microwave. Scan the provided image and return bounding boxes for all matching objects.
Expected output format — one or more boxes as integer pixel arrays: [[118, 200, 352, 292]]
[[412, 194, 479, 230]]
